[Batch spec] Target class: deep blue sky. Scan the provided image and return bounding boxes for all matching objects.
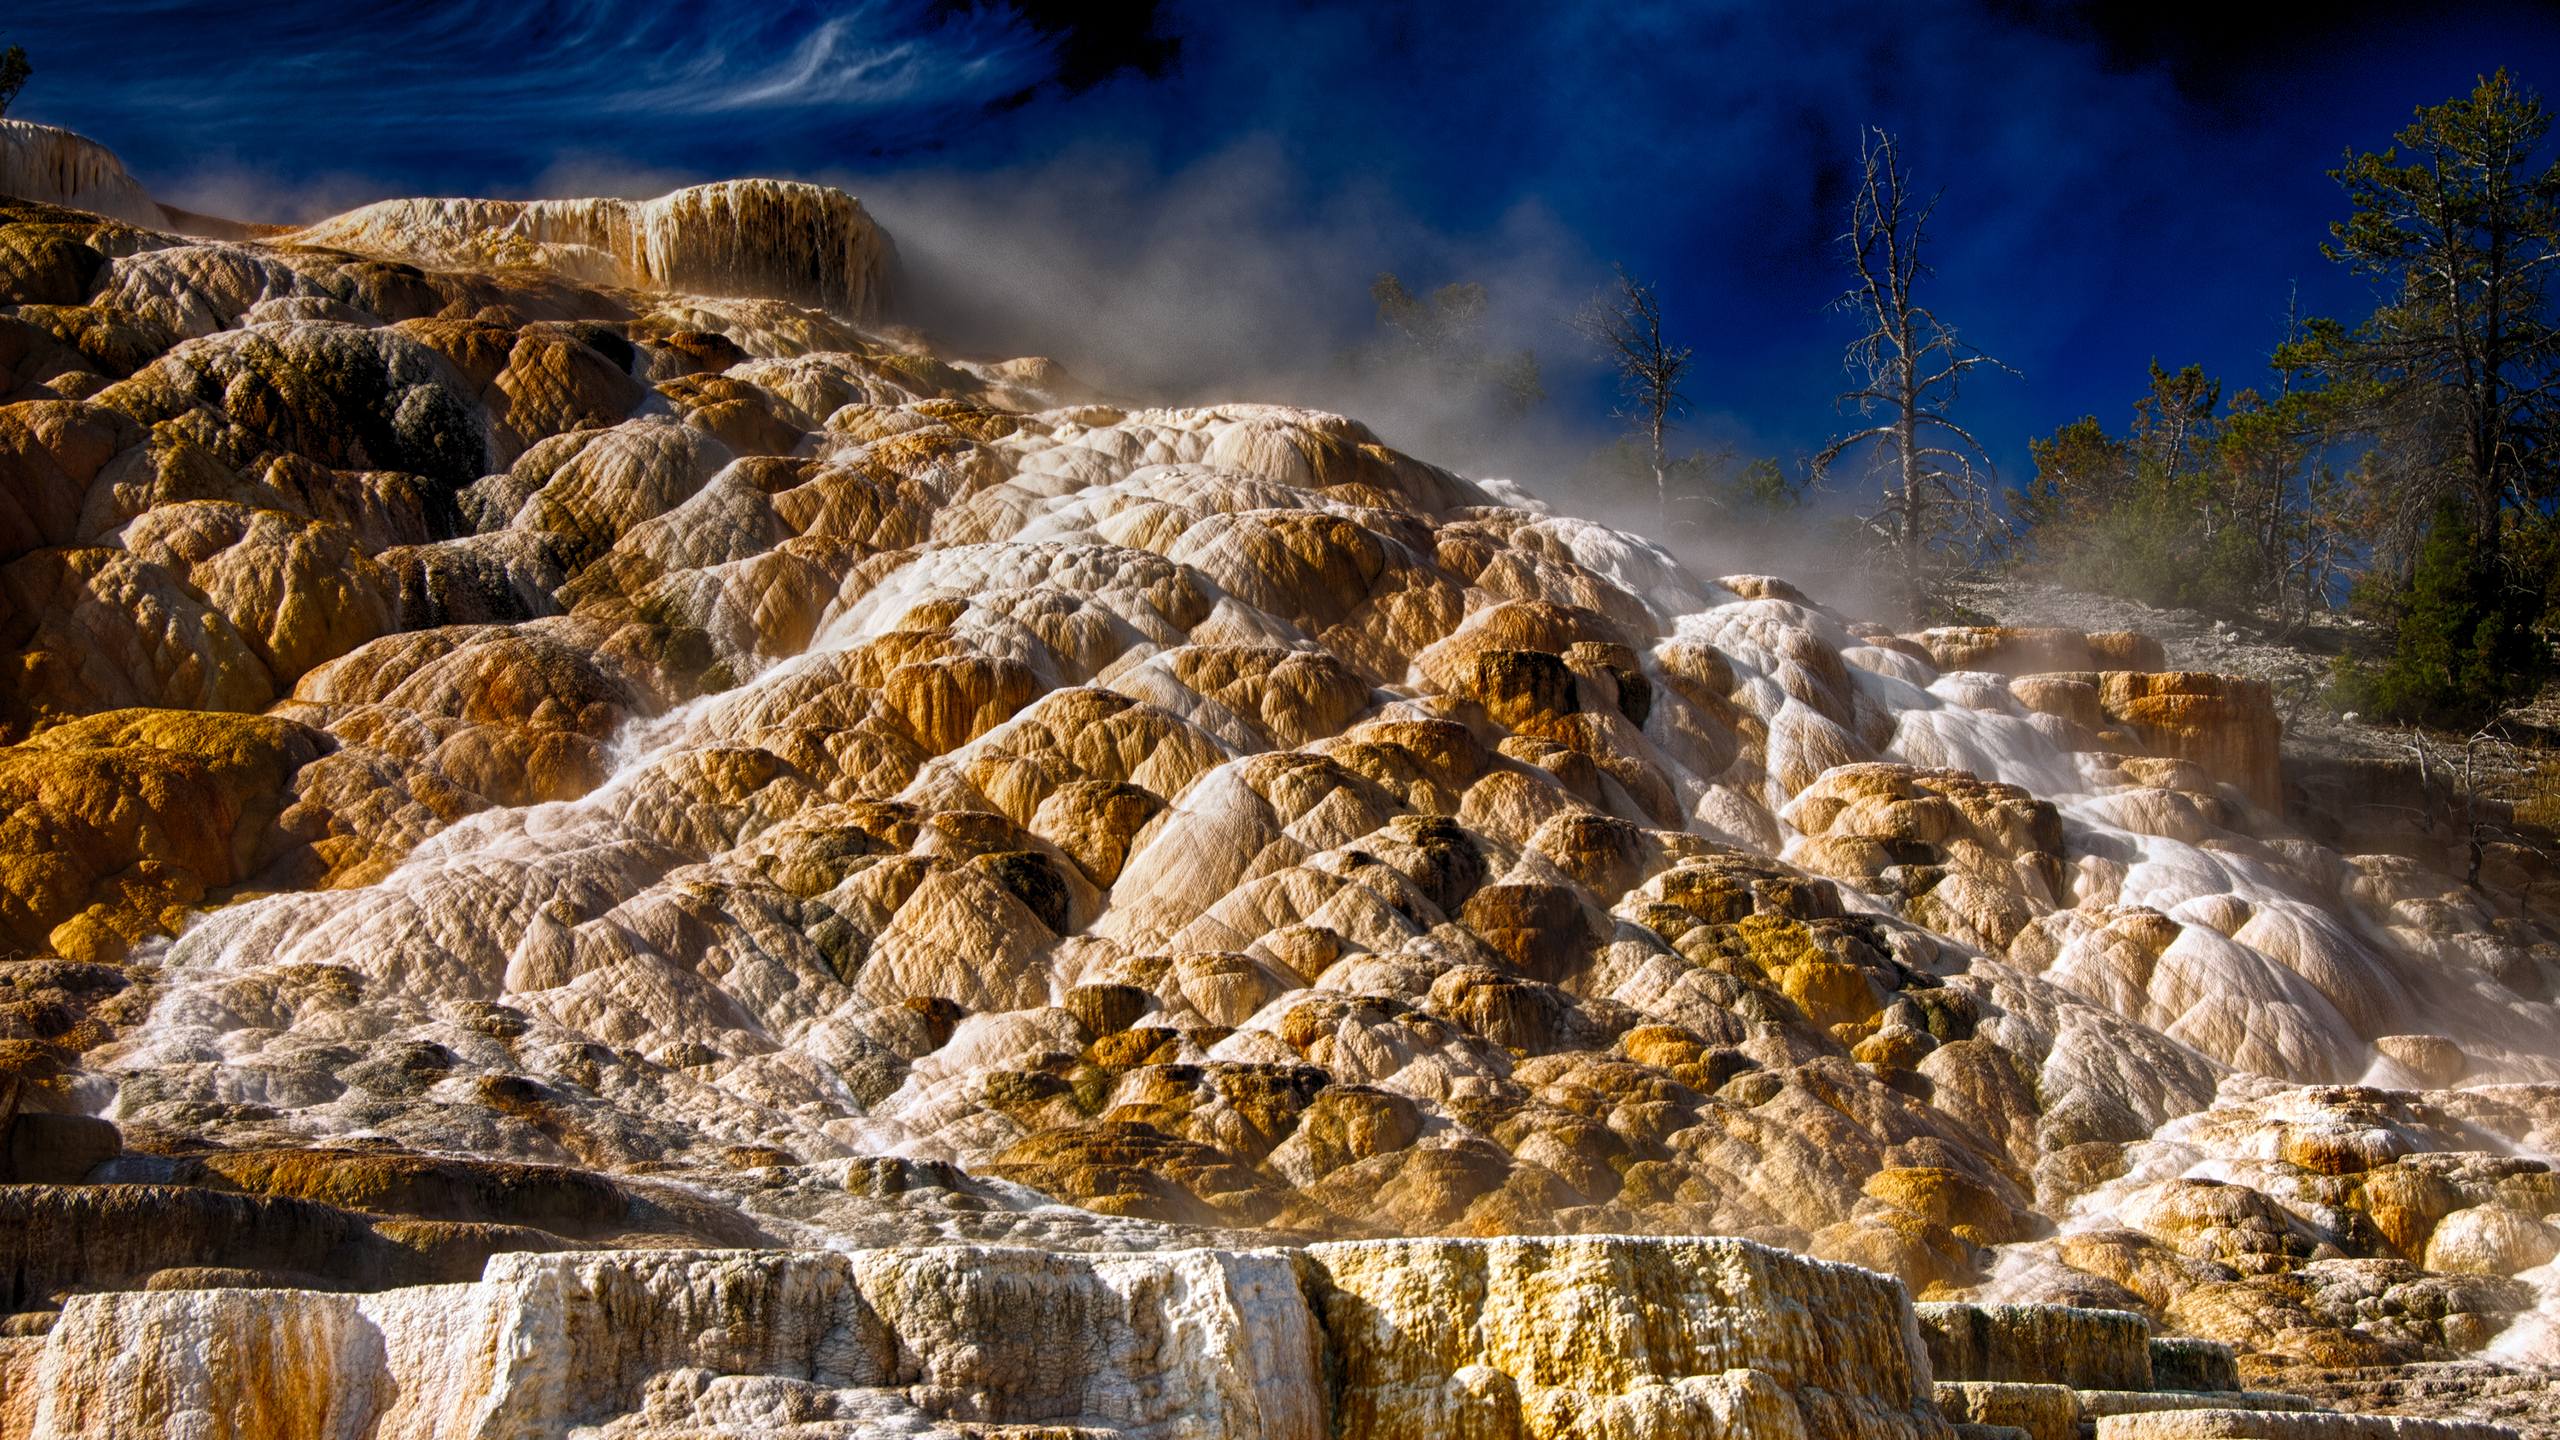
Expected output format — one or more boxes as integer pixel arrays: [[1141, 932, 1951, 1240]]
[[13, 1, 2560, 492]]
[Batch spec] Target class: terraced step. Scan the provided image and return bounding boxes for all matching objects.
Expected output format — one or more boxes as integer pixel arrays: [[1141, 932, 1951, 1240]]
[[2078, 1392, 2320, 1418], [2261, 1364, 2560, 1440], [1937, 1380, 2081, 1440], [2072, 1393, 2323, 1440], [2149, 1338, 2243, 1394], [1918, 1302, 2157, 1390], [2094, 1409, 2522, 1440]]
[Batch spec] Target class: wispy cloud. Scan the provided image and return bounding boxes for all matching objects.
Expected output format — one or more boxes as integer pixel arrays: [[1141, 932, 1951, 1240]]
[[3, 0, 1137, 201], [694, 11, 1048, 112]]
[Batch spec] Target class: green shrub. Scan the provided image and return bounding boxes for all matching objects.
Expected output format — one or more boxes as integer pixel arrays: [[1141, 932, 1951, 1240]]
[[2334, 500, 2548, 728]]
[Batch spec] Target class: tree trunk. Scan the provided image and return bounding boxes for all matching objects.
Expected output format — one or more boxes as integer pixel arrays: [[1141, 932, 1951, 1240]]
[[1897, 342, 1922, 621], [1651, 409, 1668, 537]]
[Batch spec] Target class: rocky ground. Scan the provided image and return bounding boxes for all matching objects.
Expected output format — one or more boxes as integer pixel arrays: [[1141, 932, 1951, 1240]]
[[1944, 575, 2468, 770], [1956, 576, 2560, 904], [2, 118, 2559, 1437], [1962, 570, 2560, 787]]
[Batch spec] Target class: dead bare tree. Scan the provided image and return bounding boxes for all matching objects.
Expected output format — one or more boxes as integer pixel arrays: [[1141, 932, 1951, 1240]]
[[1571, 266, 1693, 534], [1814, 127, 2017, 622], [2398, 708, 2560, 906]]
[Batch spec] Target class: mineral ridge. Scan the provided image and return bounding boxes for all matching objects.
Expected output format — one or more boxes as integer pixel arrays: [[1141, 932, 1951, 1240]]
[[1, 126, 2557, 1438]]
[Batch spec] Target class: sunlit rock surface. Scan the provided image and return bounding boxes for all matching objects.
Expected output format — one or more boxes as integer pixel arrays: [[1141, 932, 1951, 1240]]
[[291, 182, 896, 322], [0, 1236, 1946, 1440], [0, 121, 164, 230], [3, 131, 2559, 1437]]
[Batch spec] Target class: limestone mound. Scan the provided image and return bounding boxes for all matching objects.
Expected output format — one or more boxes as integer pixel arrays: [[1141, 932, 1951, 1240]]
[[290, 182, 896, 322], [0, 1236, 1947, 1440], [4, 126, 2560, 1437]]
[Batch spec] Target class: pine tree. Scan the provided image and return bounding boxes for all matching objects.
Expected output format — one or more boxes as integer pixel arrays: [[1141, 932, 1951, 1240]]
[[1369, 274, 1544, 417], [2321, 71, 2560, 718], [2348, 500, 2544, 727], [2326, 70, 2560, 551], [2015, 357, 2353, 624]]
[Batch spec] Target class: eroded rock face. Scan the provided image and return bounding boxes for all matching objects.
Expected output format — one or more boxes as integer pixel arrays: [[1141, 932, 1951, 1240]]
[[1988, 1082, 2560, 1399], [0, 122, 164, 230], [0, 709, 330, 962], [6, 131, 2560, 1434], [0, 1237, 1945, 1440], [290, 182, 896, 322], [1311, 1235, 1944, 1440], [1917, 1299, 2156, 1389]]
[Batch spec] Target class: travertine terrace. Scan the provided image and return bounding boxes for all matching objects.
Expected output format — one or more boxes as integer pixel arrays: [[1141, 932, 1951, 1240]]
[[2, 129, 2558, 1437]]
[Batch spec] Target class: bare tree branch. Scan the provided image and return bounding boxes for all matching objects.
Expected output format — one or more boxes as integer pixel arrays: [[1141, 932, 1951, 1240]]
[[1812, 127, 2018, 622], [1572, 266, 1694, 534]]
